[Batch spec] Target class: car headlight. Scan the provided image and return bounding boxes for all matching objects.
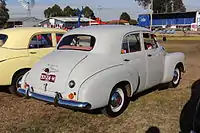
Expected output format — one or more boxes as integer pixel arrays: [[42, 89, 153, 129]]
[[69, 80, 76, 88]]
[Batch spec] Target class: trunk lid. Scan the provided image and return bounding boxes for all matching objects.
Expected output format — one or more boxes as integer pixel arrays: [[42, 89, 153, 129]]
[[26, 50, 88, 95]]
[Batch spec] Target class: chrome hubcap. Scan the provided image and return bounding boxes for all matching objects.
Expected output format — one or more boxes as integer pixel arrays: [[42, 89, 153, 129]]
[[173, 71, 178, 81], [111, 92, 122, 108], [173, 68, 180, 84], [110, 88, 125, 112]]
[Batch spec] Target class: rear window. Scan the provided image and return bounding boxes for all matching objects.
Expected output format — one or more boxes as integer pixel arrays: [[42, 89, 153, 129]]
[[0, 34, 8, 46], [57, 35, 96, 51]]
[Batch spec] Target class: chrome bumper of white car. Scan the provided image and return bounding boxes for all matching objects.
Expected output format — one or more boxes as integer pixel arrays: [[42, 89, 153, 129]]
[[17, 88, 91, 110]]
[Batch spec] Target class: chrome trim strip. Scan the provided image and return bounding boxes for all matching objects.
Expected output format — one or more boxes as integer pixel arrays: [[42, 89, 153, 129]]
[[17, 88, 91, 110]]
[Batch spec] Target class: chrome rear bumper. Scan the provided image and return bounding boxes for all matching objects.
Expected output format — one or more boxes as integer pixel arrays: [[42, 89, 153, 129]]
[[17, 88, 91, 110]]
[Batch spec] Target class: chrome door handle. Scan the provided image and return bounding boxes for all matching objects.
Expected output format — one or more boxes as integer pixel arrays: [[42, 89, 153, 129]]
[[124, 59, 130, 62], [30, 52, 37, 54]]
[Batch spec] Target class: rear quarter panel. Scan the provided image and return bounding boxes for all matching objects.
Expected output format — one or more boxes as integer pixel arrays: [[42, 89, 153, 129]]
[[78, 65, 139, 109]]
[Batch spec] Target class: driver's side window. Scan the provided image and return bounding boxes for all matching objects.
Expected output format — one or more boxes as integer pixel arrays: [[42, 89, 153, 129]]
[[143, 33, 158, 50]]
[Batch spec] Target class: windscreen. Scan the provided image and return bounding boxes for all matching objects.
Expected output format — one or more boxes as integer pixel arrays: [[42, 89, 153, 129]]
[[57, 35, 96, 51]]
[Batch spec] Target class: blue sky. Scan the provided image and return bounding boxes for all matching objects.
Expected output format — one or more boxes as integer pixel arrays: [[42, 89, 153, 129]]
[[6, 0, 200, 20]]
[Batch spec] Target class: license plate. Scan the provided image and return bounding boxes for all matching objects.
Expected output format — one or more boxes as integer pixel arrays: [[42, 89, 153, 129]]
[[40, 73, 56, 83]]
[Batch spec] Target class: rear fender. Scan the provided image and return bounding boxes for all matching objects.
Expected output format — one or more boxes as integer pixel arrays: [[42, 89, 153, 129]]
[[162, 52, 185, 83], [78, 65, 139, 109]]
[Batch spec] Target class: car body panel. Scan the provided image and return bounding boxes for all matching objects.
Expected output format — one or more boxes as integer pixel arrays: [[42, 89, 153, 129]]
[[145, 46, 165, 88]]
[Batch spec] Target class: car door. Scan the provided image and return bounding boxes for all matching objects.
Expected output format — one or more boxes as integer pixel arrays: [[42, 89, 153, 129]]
[[121, 32, 147, 92], [28, 33, 55, 67], [143, 33, 165, 88]]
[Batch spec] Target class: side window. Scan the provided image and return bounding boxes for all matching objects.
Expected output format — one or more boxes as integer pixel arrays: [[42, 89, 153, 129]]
[[29, 33, 53, 49], [56, 33, 64, 43], [121, 33, 141, 54], [143, 33, 158, 50]]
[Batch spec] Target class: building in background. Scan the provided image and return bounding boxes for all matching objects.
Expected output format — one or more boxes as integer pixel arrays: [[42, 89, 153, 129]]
[[6, 17, 42, 28], [39, 17, 95, 29], [138, 11, 200, 30]]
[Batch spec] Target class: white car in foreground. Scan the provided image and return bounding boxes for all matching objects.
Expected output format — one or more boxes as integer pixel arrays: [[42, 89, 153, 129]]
[[18, 25, 185, 117]]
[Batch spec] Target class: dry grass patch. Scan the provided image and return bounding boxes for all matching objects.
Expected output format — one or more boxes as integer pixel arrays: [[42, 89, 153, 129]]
[[0, 40, 200, 133]]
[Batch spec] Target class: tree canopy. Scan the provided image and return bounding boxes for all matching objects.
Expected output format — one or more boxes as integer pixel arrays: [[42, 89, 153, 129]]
[[82, 6, 95, 18], [120, 12, 131, 21], [0, 0, 9, 28], [63, 6, 76, 17], [129, 19, 137, 25], [44, 5, 95, 19], [135, 0, 186, 13]]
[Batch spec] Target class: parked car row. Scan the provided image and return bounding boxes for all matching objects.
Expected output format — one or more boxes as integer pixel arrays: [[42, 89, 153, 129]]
[[153, 29, 176, 34]]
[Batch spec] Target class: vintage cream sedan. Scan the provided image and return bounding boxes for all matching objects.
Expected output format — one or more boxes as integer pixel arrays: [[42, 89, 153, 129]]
[[18, 25, 185, 117], [0, 27, 66, 95]]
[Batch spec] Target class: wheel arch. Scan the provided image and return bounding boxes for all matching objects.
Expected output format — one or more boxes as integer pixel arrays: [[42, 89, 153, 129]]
[[115, 77, 140, 98], [12, 68, 31, 83], [176, 62, 185, 73]]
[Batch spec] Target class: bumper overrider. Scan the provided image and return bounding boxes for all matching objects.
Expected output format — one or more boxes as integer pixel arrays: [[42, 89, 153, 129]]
[[17, 88, 91, 110]]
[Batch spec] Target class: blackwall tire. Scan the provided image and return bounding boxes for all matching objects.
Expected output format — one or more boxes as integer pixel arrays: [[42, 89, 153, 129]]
[[9, 71, 27, 96]]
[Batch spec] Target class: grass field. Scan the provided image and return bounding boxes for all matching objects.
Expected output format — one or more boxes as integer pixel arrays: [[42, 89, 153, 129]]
[[0, 40, 200, 133], [157, 35, 200, 41]]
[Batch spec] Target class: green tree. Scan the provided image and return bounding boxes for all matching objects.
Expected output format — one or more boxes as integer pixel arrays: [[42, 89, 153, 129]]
[[63, 6, 76, 17], [120, 12, 131, 21], [173, 0, 186, 12], [44, 7, 52, 18], [129, 19, 137, 25], [51, 4, 63, 17], [83, 6, 95, 18], [0, 0, 9, 28], [135, 0, 186, 13], [43, 5, 96, 18]]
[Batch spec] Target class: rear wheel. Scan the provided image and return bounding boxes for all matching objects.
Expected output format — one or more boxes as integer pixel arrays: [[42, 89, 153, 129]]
[[101, 84, 130, 117], [9, 70, 28, 96], [169, 66, 181, 88]]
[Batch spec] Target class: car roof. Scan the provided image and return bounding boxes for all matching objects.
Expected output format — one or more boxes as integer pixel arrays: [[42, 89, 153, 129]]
[[69, 25, 149, 35], [0, 27, 66, 35], [0, 27, 66, 49], [62, 25, 150, 55]]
